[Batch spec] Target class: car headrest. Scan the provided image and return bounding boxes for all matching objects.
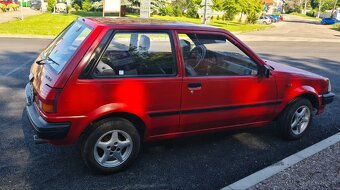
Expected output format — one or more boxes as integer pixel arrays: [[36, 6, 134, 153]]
[[139, 35, 150, 51], [179, 39, 191, 58]]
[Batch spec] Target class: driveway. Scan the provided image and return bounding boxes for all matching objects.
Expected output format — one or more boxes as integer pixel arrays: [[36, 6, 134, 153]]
[[237, 14, 340, 42], [0, 7, 41, 23]]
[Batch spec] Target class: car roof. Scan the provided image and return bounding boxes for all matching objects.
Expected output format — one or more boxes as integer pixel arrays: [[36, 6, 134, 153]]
[[83, 17, 226, 32]]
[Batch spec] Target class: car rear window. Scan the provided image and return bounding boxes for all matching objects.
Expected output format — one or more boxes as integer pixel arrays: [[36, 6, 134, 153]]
[[42, 21, 93, 73]]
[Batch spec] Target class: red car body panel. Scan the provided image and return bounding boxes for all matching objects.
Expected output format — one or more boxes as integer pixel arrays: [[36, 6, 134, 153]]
[[27, 18, 332, 145]]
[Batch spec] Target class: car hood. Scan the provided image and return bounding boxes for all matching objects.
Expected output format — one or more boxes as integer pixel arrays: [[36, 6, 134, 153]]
[[264, 60, 325, 79]]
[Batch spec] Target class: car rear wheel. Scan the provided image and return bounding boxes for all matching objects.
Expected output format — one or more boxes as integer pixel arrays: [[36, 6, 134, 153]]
[[278, 98, 313, 140], [81, 118, 141, 174]]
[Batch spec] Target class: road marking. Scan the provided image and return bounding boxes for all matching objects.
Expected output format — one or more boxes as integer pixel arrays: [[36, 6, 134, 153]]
[[4, 59, 35, 77], [221, 132, 340, 190]]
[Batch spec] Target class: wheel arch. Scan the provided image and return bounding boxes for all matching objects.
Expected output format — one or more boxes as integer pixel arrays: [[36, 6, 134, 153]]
[[82, 112, 147, 141], [297, 93, 319, 110], [274, 90, 320, 121]]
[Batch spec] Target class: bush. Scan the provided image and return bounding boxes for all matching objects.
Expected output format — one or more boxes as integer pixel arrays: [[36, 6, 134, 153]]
[[73, 3, 80, 11], [186, 6, 198, 18], [306, 10, 316, 17], [335, 23, 340, 31], [47, 0, 56, 12], [0, 3, 7, 12], [164, 4, 174, 16], [173, 4, 182, 17], [7, 3, 19, 11], [159, 4, 174, 16], [246, 12, 259, 24], [82, 0, 92, 12], [67, 5, 71, 13], [216, 15, 220, 20]]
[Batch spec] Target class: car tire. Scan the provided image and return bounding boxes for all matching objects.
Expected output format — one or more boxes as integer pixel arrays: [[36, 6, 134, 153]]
[[264, 21, 268, 25], [277, 98, 313, 140], [81, 118, 141, 174]]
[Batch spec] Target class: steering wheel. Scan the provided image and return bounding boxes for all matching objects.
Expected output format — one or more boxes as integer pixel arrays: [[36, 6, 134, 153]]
[[187, 45, 206, 69]]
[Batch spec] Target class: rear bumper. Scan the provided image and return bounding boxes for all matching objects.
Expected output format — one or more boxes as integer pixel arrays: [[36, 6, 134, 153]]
[[322, 92, 335, 105], [25, 83, 70, 140]]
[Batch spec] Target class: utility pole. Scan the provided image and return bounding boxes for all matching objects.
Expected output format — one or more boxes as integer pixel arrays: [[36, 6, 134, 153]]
[[202, 0, 207, 24], [303, 0, 308, 14], [20, 0, 24, 20], [330, 0, 338, 18], [317, 0, 323, 18]]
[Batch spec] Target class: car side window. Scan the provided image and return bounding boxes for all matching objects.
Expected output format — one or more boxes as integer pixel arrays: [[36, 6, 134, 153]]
[[178, 33, 258, 76], [94, 32, 177, 77]]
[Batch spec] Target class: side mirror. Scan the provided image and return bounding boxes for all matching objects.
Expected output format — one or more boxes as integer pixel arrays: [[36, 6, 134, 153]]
[[262, 65, 270, 78]]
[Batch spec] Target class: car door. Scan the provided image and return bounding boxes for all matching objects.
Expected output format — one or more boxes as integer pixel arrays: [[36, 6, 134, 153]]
[[177, 31, 278, 132], [75, 30, 182, 137]]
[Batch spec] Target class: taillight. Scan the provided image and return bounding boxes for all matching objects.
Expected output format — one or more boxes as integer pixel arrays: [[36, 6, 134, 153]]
[[36, 85, 62, 114]]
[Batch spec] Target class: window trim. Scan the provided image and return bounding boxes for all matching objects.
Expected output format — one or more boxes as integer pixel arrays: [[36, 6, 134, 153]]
[[176, 30, 261, 78], [89, 30, 179, 79]]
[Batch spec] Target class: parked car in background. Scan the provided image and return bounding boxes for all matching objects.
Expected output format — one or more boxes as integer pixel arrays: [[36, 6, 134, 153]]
[[25, 18, 334, 174], [279, 15, 283, 21], [269, 14, 280, 22], [258, 16, 272, 24], [267, 15, 276, 23], [0, 0, 18, 5], [29, 0, 41, 10], [321, 17, 339, 25]]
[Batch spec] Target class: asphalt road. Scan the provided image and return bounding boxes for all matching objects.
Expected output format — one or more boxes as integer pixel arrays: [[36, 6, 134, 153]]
[[0, 23, 339, 190]]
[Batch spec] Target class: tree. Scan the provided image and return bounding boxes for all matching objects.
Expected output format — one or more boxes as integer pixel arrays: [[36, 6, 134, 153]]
[[186, 0, 201, 18], [317, 0, 323, 17], [47, 0, 56, 12], [82, 0, 92, 11], [151, 0, 167, 15], [128, 0, 140, 7], [303, 0, 308, 14], [330, 0, 338, 18], [212, 0, 241, 25], [173, 4, 182, 16], [316, 0, 334, 17]]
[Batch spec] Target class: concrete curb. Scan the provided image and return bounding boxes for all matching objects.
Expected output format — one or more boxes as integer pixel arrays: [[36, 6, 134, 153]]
[[221, 132, 340, 190]]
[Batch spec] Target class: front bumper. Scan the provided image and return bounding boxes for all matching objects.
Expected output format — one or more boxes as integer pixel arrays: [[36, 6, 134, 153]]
[[25, 83, 70, 140], [322, 92, 335, 105]]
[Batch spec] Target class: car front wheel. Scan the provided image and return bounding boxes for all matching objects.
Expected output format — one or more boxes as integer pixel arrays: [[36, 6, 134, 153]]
[[81, 118, 141, 174], [278, 98, 313, 140]]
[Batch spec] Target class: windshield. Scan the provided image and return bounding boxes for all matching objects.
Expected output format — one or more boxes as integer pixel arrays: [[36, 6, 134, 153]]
[[42, 21, 93, 73]]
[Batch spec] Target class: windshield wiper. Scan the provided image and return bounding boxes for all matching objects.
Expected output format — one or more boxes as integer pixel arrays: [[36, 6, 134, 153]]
[[35, 57, 59, 66], [36, 59, 45, 65], [47, 57, 59, 66]]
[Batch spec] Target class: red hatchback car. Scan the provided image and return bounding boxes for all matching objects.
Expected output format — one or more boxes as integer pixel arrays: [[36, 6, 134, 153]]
[[25, 18, 334, 173]]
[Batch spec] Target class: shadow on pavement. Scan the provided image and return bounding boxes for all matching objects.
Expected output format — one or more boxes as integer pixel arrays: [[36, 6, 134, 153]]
[[283, 20, 321, 25]]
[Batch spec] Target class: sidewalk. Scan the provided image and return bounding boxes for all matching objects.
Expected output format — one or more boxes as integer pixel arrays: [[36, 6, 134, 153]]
[[250, 141, 340, 190], [223, 133, 340, 190], [0, 7, 41, 23]]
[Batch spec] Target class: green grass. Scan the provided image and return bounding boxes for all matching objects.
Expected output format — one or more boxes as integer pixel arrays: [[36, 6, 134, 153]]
[[332, 23, 340, 31], [0, 11, 272, 36], [209, 20, 273, 33], [0, 13, 78, 36], [291, 12, 321, 21], [151, 15, 273, 32]]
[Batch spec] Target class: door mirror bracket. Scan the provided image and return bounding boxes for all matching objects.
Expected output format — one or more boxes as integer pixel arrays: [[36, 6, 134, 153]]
[[262, 65, 271, 78]]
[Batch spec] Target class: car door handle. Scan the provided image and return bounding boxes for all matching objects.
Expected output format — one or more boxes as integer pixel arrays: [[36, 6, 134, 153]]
[[187, 83, 202, 93]]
